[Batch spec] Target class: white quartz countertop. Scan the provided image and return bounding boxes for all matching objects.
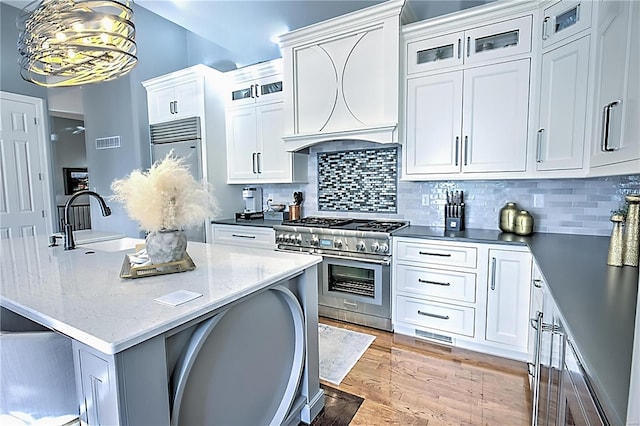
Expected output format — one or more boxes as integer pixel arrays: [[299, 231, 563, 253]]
[[0, 236, 321, 355]]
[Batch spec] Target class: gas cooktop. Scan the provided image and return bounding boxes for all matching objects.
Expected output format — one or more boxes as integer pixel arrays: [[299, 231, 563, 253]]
[[280, 217, 408, 233]]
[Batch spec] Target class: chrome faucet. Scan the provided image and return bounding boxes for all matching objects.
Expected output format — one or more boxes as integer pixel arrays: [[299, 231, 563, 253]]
[[63, 190, 112, 250]]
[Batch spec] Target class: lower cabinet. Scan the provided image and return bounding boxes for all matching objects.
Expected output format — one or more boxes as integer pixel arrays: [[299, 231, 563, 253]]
[[393, 237, 532, 360], [212, 224, 275, 249]]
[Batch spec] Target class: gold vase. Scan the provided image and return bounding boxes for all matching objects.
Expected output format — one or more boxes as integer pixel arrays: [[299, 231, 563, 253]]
[[607, 214, 624, 267], [623, 194, 640, 267], [514, 210, 534, 236], [499, 202, 518, 233]]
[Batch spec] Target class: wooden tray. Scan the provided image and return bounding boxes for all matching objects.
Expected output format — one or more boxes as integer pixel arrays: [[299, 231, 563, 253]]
[[120, 251, 196, 279]]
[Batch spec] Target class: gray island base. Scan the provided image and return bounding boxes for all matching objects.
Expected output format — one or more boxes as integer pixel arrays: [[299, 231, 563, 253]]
[[0, 236, 324, 425]]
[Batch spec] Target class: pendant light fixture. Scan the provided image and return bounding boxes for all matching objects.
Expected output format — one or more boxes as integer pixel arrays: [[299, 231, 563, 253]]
[[17, 0, 138, 87]]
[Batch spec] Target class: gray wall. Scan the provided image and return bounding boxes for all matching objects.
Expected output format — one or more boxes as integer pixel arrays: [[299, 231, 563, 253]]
[[261, 141, 640, 237]]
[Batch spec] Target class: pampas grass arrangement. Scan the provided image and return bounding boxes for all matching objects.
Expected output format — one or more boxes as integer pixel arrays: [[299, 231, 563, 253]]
[[110, 152, 219, 232]]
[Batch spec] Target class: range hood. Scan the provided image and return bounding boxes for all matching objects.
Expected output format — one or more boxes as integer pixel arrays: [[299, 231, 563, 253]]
[[278, 0, 409, 151]]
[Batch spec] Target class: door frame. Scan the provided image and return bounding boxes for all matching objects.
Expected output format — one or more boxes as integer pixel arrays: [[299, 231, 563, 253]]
[[0, 91, 55, 235]]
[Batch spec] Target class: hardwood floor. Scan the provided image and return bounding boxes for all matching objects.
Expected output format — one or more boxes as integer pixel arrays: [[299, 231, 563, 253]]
[[319, 318, 532, 425]]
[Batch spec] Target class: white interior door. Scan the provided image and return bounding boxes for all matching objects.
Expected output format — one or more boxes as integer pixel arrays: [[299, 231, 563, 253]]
[[0, 93, 49, 239]]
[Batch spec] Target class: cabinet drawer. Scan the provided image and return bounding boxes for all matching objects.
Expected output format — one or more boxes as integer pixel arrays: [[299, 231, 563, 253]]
[[396, 241, 477, 268], [396, 265, 476, 303], [212, 225, 275, 249], [396, 296, 475, 337]]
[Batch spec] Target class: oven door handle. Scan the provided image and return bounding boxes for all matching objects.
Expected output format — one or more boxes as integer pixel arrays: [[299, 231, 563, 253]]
[[320, 253, 391, 266]]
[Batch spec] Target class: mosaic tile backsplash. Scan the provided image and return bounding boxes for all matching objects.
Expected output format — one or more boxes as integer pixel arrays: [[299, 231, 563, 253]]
[[261, 140, 640, 237], [317, 147, 397, 212]]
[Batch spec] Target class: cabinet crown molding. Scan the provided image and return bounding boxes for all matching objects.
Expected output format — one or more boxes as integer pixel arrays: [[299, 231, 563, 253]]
[[141, 64, 223, 89]]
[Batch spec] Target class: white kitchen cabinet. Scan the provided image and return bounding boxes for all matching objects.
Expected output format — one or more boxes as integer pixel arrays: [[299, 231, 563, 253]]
[[212, 223, 275, 249], [535, 35, 590, 172], [590, 0, 640, 174], [485, 248, 532, 350], [225, 59, 307, 184], [404, 59, 530, 177], [406, 15, 532, 75], [540, 0, 593, 49], [278, 0, 405, 150], [393, 238, 479, 344], [226, 101, 307, 184], [228, 75, 283, 107], [145, 78, 200, 125]]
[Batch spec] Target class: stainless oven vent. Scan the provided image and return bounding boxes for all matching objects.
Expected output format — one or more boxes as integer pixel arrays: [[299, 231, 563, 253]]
[[150, 116, 201, 144], [416, 329, 453, 344]]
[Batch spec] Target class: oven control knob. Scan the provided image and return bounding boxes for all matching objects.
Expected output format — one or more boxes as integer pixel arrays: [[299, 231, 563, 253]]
[[380, 243, 389, 253], [285, 234, 292, 243], [334, 239, 343, 249], [310, 236, 319, 247], [356, 241, 366, 252], [295, 234, 302, 244], [371, 242, 380, 252], [276, 233, 284, 243]]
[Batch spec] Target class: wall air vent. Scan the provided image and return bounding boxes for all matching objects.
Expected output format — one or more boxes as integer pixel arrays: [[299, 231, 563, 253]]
[[415, 329, 453, 344], [96, 136, 121, 150], [150, 116, 201, 144]]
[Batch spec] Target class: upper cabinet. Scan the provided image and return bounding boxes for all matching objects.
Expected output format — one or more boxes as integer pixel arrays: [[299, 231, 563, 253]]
[[144, 73, 203, 125], [589, 0, 640, 175], [277, 0, 407, 151], [224, 59, 307, 184], [402, 5, 534, 180], [540, 0, 593, 49]]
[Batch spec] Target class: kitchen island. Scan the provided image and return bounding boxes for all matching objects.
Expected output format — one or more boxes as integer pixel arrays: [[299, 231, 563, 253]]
[[0, 235, 324, 425]]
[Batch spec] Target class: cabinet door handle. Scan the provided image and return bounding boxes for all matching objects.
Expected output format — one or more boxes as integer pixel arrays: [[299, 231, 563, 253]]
[[252, 152, 257, 174], [601, 100, 620, 152], [531, 310, 544, 424], [255, 84, 260, 98], [418, 310, 450, 320], [250, 84, 255, 98], [454, 136, 459, 166], [232, 234, 256, 239], [418, 251, 451, 257], [542, 16, 550, 40], [174, 100, 178, 114], [533, 279, 543, 288], [466, 36, 471, 57], [536, 129, 544, 163], [256, 152, 261, 173], [463, 136, 469, 166], [457, 38, 461, 59], [418, 278, 451, 286], [169, 101, 174, 114], [490, 257, 497, 290]]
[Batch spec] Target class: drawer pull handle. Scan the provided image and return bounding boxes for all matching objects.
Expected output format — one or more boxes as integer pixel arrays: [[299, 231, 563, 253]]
[[232, 234, 256, 239], [417, 310, 449, 320], [418, 279, 451, 286], [418, 251, 452, 257], [343, 300, 358, 309]]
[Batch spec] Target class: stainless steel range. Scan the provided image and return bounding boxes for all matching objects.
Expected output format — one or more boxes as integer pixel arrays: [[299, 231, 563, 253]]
[[274, 217, 409, 331]]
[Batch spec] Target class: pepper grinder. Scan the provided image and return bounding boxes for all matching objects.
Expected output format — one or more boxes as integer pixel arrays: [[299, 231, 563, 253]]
[[607, 214, 625, 267], [623, 194, 640, 267]]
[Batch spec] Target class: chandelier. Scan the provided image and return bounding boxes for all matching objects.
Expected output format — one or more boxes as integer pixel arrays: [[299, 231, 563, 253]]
[[17, 0, 138, 87]]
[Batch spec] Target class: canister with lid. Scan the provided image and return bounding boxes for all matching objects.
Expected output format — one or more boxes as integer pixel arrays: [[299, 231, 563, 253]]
[[499, 202, 518, 233]]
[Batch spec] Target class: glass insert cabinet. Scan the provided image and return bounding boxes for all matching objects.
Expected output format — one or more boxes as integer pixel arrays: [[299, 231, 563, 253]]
[[230, 78, 283, 105], [541, 1, 593, 48], [406, 15, 532, 74]]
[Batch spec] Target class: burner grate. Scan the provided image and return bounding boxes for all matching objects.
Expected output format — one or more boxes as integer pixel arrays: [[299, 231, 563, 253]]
[[356, 221, 408, 233], [282, 217, 353, 228]]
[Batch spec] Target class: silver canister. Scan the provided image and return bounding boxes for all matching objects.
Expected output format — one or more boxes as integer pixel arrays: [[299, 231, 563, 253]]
[[623, 194, 640, 267], [514, 210, 534, 236], [499, 202, 518, 233], [607, 214, 625, 267]]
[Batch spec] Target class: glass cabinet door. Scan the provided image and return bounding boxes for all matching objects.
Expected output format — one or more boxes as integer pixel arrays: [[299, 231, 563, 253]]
[[541, 1, 593, 49], [465, 15, 532, 64], [406, 32, 464, 74]]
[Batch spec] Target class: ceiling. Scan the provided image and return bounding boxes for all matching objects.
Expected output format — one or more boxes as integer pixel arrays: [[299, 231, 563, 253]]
[[3, 0, 490, 69]]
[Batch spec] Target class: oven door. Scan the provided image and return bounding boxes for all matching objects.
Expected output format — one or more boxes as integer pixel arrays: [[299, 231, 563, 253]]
[[319, 256, 390, 315]]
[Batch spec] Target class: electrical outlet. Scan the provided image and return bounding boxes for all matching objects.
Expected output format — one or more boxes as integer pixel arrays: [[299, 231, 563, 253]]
[[533, 194, 544, 208], [421, 194, 430, 206]]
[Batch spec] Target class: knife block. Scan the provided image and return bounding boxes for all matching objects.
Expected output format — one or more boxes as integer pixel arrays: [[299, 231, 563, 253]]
[[445, 205, 465, 231]]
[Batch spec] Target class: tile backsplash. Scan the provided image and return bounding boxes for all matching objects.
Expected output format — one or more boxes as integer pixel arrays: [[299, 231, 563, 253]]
[[261, 140, 640, 236], [317, 147, 397, 212]]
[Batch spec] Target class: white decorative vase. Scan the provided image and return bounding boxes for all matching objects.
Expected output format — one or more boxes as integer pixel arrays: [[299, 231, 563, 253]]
[[145, 229, 187, 265]]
